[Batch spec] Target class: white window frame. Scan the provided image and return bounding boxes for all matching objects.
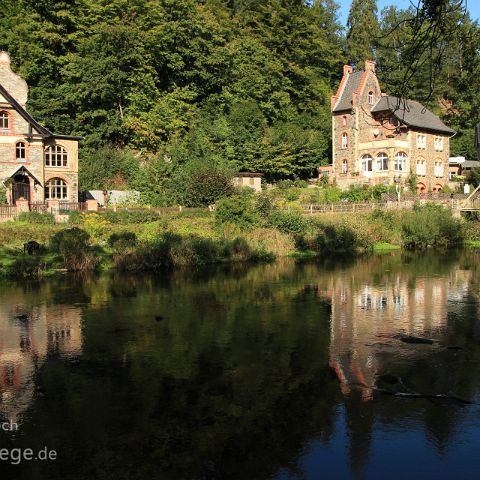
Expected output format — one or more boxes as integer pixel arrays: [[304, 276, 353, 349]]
[[45, 144, 68, 167], [434, 136, 444, 151], [341, 132, 348, 149], [416, 159, 426, 176], [361, 155, 373, 173], [341, 159, 348, 174], [394, 152, 407, 172], [416, 134, 426, 149], [368, 91, 374, 105], [16, 142, 26, 162], [0, 111, 9, 130], [434, 161, 444, 177], [45, 178, 68, 200], [376, 153, 389, 171]]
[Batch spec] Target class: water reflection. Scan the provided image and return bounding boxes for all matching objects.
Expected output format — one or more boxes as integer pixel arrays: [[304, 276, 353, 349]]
[[0, 286, 82, 424], [0, 252, 479, 479]]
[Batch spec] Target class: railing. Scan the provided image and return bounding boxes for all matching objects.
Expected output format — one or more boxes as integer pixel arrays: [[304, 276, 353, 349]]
[[0, 205, 17, 220], [301, 202, 388, 214], [29, 202, 48, 213], [58, 201, 86, 212]]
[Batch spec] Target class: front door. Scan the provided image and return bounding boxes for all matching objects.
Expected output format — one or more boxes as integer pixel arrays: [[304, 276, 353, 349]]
[[12, 174, 30, 204]]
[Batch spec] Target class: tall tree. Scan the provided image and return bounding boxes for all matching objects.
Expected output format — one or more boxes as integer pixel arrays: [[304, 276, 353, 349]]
[[346, 0, 379, 67]]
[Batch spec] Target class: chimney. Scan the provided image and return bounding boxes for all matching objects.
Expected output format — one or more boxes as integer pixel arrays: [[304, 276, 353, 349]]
[[365, 59, 376, 73], [0, 51, 28, 108], [343, 64, 353, 76]]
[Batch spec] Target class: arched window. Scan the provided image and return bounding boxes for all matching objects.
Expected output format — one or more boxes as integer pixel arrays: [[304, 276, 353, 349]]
[[341, 159, 348, 174], [394, 152, 407, 171], [342, 116, 347, 127], [361, 155, 373, 172], [341, 132, 348, 149], [376, 152, 388, 171], [434, 161, 444, 177], [16, 142, 26, 161], [45, 178, 68, 200], [45, 144, 68, 167], [416, 158, 426, 176], [368, 91, 374, 105], [0, 111, 9, 129]]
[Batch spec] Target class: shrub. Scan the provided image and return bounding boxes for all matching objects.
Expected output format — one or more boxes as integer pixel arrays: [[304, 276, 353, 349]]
[[108, 232, 137, 249], [0, 186, 6, 204], [103, 210, 159, 224], [314, 224, 371, 254], [7, 257, 46, 279], [182, 171, 235, 207], [401, 204, 463, 248], [82, 213, 110, 239], [18, 211, 55, 224], [50, 227, 98, 271], [321, 186, 343, 204], [255, 193, 274, 219], [268, 209, 308, 235], [215, 194, 261, 230]]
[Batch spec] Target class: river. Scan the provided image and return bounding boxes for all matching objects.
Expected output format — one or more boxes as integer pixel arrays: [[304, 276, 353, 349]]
[[1, 250, 480, 479]]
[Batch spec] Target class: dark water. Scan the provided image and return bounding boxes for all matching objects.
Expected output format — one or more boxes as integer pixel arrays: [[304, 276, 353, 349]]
[[1, 251, 480, 479]]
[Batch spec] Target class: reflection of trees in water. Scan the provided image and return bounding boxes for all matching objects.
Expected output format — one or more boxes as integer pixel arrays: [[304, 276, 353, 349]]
[[1, 252, 480, 479]]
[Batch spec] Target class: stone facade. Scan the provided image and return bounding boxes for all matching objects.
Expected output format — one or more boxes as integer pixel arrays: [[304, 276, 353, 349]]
[[0, 51, 80, 204], [331, 61, 454, 192]]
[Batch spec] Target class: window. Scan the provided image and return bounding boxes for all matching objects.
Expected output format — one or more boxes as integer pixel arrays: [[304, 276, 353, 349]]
[[416, 158, 426, 176], [0, 111, 8, 129], [341, 159, 348, 174], [376, 152, 389, 171], [45, 178, 68, 200], [45, 145, 68, 167], [16, 142, 26, 161], [361, 155, 373, 172], [394, 152, 407, 171], [342, 116, 347, 127], [417, 134, 426, 149], [434, 136, 444, 151], [341, 132, 348, 149], [434, 161, 444, 177], [368, 91, 374, 105]]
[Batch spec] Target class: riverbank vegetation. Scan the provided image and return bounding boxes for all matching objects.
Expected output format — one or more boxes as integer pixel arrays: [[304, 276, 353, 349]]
[[1, 200, 479, 278]]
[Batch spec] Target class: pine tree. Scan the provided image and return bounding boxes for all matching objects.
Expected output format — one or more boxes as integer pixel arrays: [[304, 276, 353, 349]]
[[346, 0, 379, 68]]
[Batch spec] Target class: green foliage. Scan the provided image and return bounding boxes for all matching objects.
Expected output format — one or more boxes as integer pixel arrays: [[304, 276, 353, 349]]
[[314, 224, 371, 255], [268, 210, 308, 236], [7, 256, 46, 279], [180, 170, 235, 207], [215, 194, 260, 231], [401, 204, 464, 248], [0, 186, 6, 204], [103, 210, 159, 224], [50, 227, 98, 271], [108, 232, 137, 249], [18, 211, 55, 224], [254, 193, 274, 219]]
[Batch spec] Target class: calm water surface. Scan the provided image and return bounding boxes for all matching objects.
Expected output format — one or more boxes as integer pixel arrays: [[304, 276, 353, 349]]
[[1, 251, 480, 479]]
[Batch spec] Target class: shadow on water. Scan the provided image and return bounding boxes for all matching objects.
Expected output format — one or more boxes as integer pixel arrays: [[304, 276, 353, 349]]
[[1, 250, 480, 479]]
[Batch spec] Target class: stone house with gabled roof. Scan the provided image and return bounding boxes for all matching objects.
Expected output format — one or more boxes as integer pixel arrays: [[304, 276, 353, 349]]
[[331, 60, 455, 193], [0, 51, 81, 205]]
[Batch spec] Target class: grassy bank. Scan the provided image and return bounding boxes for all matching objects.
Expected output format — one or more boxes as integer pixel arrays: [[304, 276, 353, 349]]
[[0, 203, 478, 279]]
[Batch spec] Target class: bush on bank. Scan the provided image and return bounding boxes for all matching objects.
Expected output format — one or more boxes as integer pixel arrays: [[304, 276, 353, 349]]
[[401, 204, 463, 249]]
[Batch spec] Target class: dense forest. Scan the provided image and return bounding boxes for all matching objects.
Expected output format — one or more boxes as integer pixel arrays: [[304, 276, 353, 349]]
[[0, 0, 478, 205]]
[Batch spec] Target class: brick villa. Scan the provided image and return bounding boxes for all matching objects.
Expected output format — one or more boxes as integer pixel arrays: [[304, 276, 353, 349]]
[[0, 51, 80, 205], [330, 60, 455, 192]]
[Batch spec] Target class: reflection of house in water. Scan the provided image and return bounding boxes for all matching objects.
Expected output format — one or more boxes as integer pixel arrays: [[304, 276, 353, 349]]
[[325, 267, 472, 401], [0, 301, 82, 423]]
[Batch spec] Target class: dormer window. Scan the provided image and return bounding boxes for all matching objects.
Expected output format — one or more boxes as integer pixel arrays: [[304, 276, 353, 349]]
[[0, 111, 9, 129], [368, 91, 374, 105], [16, 142, 26, 161]]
